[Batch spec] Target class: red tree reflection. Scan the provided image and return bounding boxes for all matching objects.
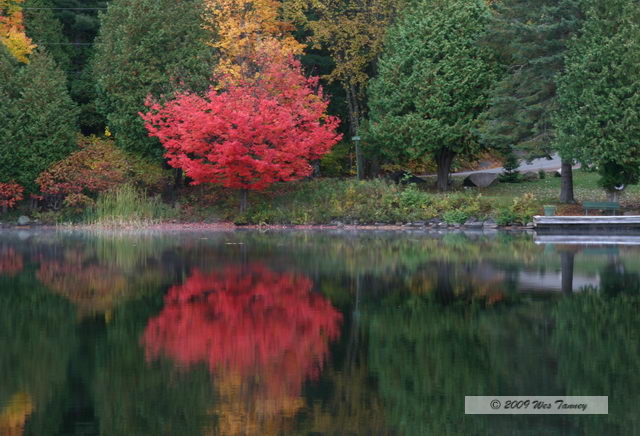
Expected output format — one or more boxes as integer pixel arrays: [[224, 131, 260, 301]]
[[0, 247, 23, 276], [143, 264, 342, 399]]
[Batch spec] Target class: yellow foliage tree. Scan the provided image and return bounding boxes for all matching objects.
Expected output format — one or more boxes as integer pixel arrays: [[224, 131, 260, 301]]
[[284, 0, 405, 177], [0, 0, 35, 62], [204, 0, 304, 79]]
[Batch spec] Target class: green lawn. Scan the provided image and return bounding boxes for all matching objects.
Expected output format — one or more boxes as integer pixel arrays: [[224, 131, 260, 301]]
[[457, 169, 640, 210]]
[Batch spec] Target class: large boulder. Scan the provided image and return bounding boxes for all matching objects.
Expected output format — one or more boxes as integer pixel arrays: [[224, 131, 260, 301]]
[[17, 216, 30, 226], [463, 172, 499, 188]]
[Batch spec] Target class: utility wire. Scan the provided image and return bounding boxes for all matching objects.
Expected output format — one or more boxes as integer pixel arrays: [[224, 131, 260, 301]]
[[23, 7, 107, 10], [34, 42, 98, 45]]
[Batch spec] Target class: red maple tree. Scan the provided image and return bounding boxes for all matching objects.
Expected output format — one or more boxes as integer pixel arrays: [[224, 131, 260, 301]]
[[142, 264, 342, 399], [0, 246, 23, 276], [0, 181, 23, 213], [141, 53, 342, 210]]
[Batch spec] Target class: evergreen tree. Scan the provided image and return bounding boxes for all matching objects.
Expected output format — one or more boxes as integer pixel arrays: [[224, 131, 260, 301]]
[[23, 0, 72, 71], [479, 0, 583, 203], [555, 0, 640, 199], [93, 0, 214, 160], [51, 0, 105, 42], [0, 49, 78, 193], [51, 0, 107, 135], [0, 46, 19, 172], [367, 0, 497, 191], [499, 148, 522, 183]]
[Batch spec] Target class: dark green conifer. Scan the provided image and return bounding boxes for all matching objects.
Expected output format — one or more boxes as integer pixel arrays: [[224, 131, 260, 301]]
[[479, 0, 583, 202], [93, 0, 214, 159], [555, 0, 640, 199], [0, 49, 78, 192], [367, 0, 498, 191]]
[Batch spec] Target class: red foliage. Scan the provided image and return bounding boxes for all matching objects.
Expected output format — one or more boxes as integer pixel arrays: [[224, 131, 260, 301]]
[[0, 247, 23, 276], [142, 264, 342, 398], [141, 54, 342, 191], [0, 181, 24, 210]]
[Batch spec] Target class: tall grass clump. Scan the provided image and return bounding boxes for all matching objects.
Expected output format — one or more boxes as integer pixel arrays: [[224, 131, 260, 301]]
[[87, 184, 176, 227]]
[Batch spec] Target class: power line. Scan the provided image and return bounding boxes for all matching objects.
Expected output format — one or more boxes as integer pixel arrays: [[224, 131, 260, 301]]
[[34, 42, 98, 45], [23, 7, 107, 10]]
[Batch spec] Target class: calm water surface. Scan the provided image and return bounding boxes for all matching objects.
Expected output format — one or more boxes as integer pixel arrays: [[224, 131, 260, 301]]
[[1, 229, 639, 435]]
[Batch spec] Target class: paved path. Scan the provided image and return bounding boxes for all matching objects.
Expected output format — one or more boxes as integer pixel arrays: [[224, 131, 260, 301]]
[[453, 154, 565, 176]]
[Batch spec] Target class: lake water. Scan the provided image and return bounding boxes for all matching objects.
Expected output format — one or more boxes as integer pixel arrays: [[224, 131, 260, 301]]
[[1, 229, 639, 435]]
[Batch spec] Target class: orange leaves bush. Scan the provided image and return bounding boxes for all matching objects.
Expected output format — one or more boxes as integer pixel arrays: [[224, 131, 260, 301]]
[[36, 136, 127, 209], [36, 135, 167, 210]]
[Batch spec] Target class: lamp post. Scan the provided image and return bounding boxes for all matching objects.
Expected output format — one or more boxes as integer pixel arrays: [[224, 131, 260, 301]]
[[353, 135, 364, 180]]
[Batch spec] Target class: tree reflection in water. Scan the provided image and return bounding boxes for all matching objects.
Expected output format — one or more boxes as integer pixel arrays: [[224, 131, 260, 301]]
[[0, 246, 23, 276], [142, 264, 342, 435]]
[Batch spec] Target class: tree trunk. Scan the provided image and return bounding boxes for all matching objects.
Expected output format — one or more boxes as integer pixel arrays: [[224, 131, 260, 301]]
[[435, 262, 454, 304], [607, 190, 621, 202], [169, 168, 183, 204], [344, 81, 364, 180], [173, 168, 183, 189], [369, 153, 381, 179], [239, 189, 248, 213], [436, 149, 456, 191], [311, 160, 321, 178], [559, 159, 575, 203], [560, 251, 575, 295]]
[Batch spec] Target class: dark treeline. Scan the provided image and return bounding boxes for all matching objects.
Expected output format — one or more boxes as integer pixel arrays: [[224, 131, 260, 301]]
[[1, 0, 640, 211]]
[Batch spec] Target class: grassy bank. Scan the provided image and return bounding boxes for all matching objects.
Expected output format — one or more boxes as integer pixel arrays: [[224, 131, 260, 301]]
[[182, 169, 640, 226], [13, 169, 640, 228]]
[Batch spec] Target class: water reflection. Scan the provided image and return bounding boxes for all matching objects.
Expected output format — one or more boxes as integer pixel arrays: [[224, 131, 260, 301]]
[[0, 265, 77, 436], [143, 265, 342, 435], [0, 230, 639, 435]]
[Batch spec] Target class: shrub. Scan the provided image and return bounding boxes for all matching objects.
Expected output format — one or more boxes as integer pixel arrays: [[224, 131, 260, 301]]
[[496, 193, 539, 225], [63, 193, 95, 213], [36, 135, 169, 210], [36, 136, 128, 209], [319, 141, 352, 177], [226, 179, 503, 225], [442, 209, 469, 224], [399, 184, 431, 210], [495, 208, 517, 226], [128, 155, 169, 194], [499, 150, 522, 183], [433, 193, 487, 220], [0, 182, 24, 213], [510, 193, 539, 224]]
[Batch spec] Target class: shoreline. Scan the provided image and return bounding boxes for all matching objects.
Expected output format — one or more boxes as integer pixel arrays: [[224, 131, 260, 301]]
[[2, 221, 533, 232]]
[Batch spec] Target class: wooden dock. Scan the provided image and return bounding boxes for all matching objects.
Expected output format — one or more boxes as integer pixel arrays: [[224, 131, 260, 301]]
[[534, 234, 640, 245], [533, 215, 640, 233]]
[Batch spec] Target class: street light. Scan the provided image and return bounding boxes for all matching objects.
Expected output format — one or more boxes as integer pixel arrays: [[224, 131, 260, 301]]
[[352, 135, 364, 180]]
